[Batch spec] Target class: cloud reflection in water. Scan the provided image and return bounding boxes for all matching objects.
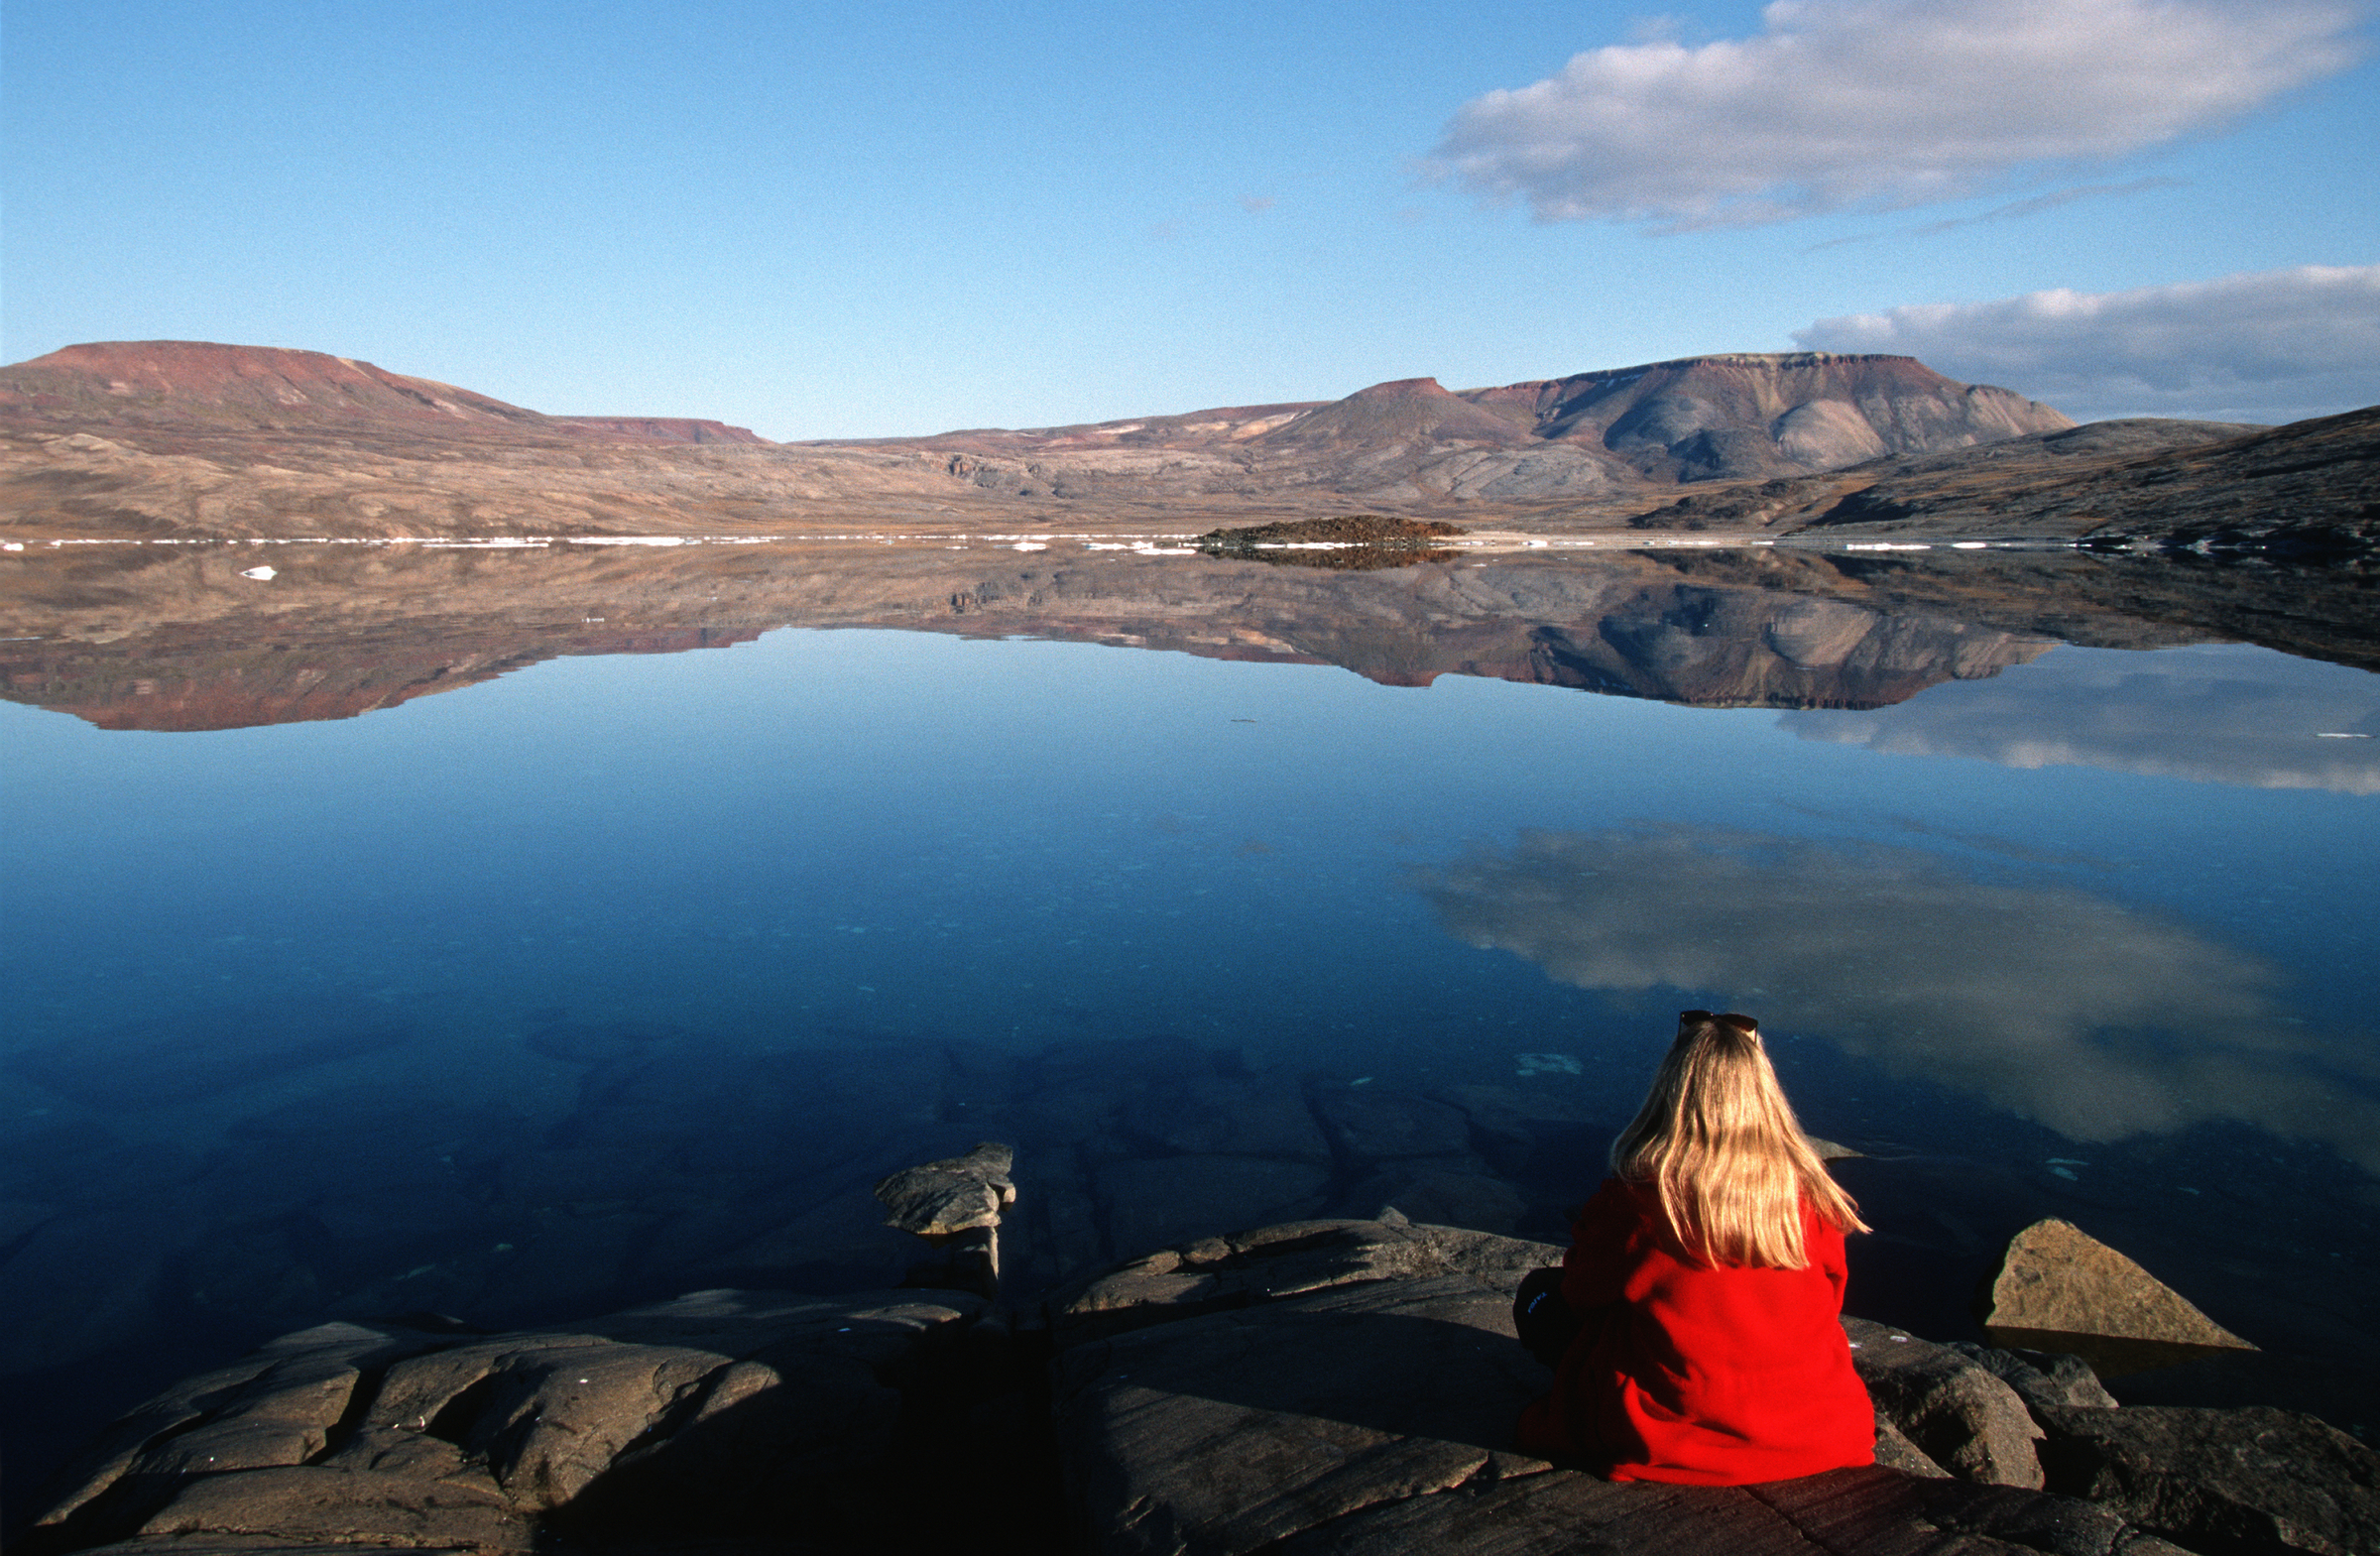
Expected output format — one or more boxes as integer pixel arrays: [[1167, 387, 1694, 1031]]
[[1780, 645, 2380, 793], [1414, 826, 2380, 1172]]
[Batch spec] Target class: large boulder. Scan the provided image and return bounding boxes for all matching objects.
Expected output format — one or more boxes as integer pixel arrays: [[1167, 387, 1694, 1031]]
[[1982, 1220, 2256, 1353], [1844, 1319, 2047, 1489]]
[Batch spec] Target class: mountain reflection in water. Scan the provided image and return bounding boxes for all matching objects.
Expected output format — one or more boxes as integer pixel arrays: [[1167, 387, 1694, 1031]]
[[1413, 826, 2380, 1172]]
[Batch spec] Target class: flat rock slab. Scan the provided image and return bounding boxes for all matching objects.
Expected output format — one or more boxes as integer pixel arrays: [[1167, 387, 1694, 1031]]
[[1052, 1218, 2222, 1556]]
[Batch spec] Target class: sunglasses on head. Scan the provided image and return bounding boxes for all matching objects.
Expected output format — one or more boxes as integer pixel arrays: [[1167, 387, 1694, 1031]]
[[1680, 1010, 1758, 1033]]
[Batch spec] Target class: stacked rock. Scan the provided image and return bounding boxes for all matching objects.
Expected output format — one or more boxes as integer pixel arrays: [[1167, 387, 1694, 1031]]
[[873, 1140, 1016, 1299]]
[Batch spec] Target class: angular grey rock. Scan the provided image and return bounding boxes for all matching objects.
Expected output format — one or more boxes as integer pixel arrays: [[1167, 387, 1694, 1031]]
[[1872, 1414, 1953, 1479], [873, 1140, 1016, 1236], [29, 1320, 455, 1543], [2037, 1403, 2380, 1556], [1983, 1219, 2255, 1351], [134, 1465, 528, 1551], [1053, 1234, 1559, 1556], [1844, 1318, 2046, 1489], [1949, 1340, 2120, 1415]]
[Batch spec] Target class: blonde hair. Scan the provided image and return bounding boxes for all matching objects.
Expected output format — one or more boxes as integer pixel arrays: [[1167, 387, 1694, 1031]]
[[1609, 1012, 1868, 1269]]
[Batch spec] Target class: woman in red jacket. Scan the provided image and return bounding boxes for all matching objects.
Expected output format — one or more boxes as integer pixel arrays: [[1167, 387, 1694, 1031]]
[[1514, 1010, 1876, 1485]]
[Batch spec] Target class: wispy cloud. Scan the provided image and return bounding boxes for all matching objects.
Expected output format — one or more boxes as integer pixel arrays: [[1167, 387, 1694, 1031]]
[[1810, 178, 2188, 249], [1794, 263, 2380, 421], [1423, 0, 2364, 230], [1238, 194, 1276, 214], [1904, 178, 2188, 236], [1414, 826, 2380, 1171]]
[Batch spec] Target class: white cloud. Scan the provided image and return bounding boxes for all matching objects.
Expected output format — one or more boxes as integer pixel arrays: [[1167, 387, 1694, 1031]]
[[1794, 263, 2380, 421], [1425, 0, 2364, 229], [1414, 827, 2380, 1171]]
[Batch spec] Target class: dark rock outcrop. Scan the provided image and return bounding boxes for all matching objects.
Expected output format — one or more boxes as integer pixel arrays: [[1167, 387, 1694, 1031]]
[[28, 1211, 2380, 1556], [2037, 1404, 2380, 1556], [1844, 1318, 2048, 1488], [1773, 406, 2380, 554]]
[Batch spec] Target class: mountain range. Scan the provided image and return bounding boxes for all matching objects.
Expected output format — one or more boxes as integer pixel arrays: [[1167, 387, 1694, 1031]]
[[0, 339, 2371, 552]]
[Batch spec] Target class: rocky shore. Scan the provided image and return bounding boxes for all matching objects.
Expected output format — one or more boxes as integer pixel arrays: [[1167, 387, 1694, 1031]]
[[23, 1168, 2377, 1556]]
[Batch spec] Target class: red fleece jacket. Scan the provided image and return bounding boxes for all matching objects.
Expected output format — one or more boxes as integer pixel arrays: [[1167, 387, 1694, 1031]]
[[1516, 1176, 1875, 1485]]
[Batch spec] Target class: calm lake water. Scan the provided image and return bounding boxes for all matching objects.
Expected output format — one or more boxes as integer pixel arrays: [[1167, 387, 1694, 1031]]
[[4, 543, 2378, 1485]]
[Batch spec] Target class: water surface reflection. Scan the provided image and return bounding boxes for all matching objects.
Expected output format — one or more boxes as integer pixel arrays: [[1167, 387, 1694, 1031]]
[[1784, 645, 2380, 792], [1416, 826, 2380, 1170]]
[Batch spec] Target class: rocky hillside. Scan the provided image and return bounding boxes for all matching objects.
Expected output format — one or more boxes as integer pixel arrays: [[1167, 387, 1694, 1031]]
[[845, 352, 2074, 500]]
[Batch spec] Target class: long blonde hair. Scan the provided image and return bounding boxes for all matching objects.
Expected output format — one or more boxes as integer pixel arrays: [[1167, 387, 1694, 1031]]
[[1609, 1011, 1867, 1269]]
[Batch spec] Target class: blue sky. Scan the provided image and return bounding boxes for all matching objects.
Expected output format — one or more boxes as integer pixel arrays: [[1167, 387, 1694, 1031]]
[[5, 0, 2375, 437]]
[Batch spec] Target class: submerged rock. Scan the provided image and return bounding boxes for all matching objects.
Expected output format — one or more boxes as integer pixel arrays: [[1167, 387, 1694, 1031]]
[[1983, 1219, 2256, 1352]]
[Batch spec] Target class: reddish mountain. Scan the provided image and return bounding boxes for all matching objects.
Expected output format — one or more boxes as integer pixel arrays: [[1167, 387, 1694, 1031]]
[[0, 341, 561, 434], [0, 342, 765, 445]]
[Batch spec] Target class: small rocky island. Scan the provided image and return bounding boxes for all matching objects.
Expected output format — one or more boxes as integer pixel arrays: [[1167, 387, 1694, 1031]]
[[22, 1145, 2375, 1556]]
